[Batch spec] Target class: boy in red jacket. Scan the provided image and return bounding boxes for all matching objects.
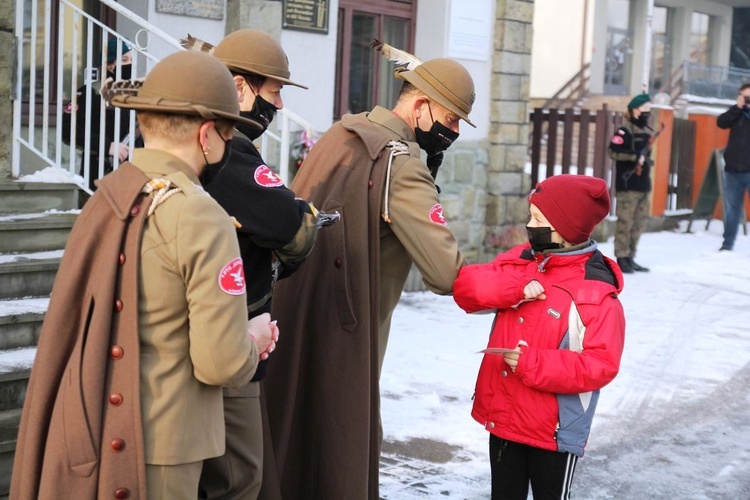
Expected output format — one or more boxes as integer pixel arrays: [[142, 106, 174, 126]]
[[454, 174, 625, 499]]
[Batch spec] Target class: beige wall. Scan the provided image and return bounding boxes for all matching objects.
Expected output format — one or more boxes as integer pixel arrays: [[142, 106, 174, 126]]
[[530, 0, 595, 98]]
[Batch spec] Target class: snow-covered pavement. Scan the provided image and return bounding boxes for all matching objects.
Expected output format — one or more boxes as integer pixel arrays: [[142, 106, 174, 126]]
[[379, 220, 750, 499]]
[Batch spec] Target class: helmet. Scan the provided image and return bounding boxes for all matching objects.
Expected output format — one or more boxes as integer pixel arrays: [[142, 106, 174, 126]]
[[213, 29, 307, 89], [109, 51, 261, 130], [396, 58, 476, 128]]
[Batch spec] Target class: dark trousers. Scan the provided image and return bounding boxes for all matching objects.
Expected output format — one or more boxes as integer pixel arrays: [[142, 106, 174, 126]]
[[489, 434, 578, 500], [722, 170, 750, 249]]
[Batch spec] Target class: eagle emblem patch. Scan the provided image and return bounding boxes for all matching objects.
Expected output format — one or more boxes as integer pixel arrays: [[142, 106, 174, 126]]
[[219, 257, 246, 295]]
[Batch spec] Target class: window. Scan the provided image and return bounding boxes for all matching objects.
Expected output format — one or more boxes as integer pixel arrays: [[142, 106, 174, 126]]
[[334, 0, 417, 120], [650, 6, 674, 92], [690, 12, 713, 65], [604, 0, 633, 95]]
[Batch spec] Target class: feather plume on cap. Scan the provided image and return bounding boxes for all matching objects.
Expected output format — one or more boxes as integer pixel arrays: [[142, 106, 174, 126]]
[[100, 77, 144, 107], [180, 34, 215, 54], [370, 39, 422, 72]]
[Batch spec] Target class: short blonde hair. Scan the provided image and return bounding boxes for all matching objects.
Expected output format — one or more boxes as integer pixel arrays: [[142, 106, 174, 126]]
[[137, 112, 234, 146]]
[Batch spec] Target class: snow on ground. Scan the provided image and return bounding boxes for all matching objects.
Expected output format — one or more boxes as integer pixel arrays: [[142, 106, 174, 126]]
[[0, 297, 50, 316], [0, 250, 64, 264], [15, 166, 84, 184], [380, 220, 750, 499]]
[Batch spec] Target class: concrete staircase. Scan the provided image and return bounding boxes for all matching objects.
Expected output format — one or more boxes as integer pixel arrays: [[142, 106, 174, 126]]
[[0, 181, 78, 497]]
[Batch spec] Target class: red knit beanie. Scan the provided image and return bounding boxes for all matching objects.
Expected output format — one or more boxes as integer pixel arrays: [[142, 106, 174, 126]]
[[528, 174, 610, 244]]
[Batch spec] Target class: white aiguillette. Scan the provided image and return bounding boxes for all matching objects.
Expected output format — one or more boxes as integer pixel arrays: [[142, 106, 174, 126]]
[[478, 347, 518, 355]]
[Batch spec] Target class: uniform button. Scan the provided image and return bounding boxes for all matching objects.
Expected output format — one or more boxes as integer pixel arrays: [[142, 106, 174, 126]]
[[114, 487, 129, 499], [368, 179, 373, 189], [111, 438, 125, 451], [119, 253, 126, 265], [114, 299, 123, 312], [488, 422, 495, 429], [502, 371, 508, 377], [334, 258, 342, 268], [377, 151, 384, 159], [110, 346, 124, 359], [518, 317, 524, 323], [129, 205, 140, 217], [109, 393, 123, 406]]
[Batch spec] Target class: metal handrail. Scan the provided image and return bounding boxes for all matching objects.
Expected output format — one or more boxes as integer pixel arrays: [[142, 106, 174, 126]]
[[13, 0, 314, 188], [541, 62, 591, 110]]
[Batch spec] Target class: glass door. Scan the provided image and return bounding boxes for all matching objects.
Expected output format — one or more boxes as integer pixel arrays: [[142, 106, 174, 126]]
[[335, 0, 416, 119]]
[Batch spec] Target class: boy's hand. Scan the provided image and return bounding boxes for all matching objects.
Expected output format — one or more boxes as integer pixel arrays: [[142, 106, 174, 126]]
[[524, 280, 546, 301]]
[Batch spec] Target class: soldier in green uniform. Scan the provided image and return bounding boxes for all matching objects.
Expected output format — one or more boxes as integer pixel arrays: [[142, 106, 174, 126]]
[[608, 92, 653, 274]]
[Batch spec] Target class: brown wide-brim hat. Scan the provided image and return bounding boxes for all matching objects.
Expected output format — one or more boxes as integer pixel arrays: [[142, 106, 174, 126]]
[[396, 58, 476, 128], [109, 51, 262, 129], [213, 29, 308, 89]]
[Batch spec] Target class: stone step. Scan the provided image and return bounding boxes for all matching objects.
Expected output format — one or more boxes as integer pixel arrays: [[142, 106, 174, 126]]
[[0, 349, 34, 413], [0, 182, 78, 215], [0, 213, 77, 253], [0, 298, 49, 351], [0, 258, 59, 301], [0, 408, 22, 498]]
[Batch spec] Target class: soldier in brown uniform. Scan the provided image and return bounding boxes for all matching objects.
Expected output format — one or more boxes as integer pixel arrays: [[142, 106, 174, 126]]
[[260, 58, 476, 500], [11, 51, 278, 500]]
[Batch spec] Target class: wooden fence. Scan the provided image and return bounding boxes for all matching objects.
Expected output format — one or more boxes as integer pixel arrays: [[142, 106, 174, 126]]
[[528, 105, 623, 191]]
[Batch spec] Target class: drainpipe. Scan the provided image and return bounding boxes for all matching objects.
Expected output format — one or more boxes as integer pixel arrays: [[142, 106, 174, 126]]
[[642, 0, 654, 92]]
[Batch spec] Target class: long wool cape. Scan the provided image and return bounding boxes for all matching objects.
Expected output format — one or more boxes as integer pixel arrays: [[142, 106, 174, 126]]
[[11, 164, 150, 499], [260, 111, 395, 500]]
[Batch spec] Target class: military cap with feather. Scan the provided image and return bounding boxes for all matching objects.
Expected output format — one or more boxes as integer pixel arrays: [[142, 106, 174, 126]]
[[106, 51, 262, 130]]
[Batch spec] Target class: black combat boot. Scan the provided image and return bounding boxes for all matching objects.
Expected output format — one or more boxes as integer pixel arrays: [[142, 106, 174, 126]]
[[630, 259, 650, 272], [617, 257, 635, 274]]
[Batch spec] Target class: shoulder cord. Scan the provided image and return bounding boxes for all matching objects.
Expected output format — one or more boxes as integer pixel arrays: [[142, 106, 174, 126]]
[[141, 178, 181, 217], [381, 140, 411, 223]]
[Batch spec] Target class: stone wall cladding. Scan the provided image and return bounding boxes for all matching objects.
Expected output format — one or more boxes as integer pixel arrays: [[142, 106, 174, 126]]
[[484, 0, 535, 261], [0, 0, 14, 178]]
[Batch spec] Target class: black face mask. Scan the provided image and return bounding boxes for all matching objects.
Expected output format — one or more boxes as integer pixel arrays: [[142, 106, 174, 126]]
[[526, 226, 562, 253], [630, 111, 649, 128], [202, 130, 233, 183], [119, 64, 132, 80], [107, 64, 132, 81], [415, 103, 460, 159], [238, 95, 278, 140]]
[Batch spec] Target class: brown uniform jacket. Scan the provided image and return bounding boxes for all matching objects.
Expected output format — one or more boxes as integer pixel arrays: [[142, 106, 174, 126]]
[[261, 106, 465, 500], [133, 149, 258, 464]]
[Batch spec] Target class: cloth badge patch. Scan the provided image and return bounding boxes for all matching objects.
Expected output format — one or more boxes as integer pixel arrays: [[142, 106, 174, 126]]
[[218, 257, 246, 295], [254, 165, 284, 188], [611, 135, 624, 145], [429, 204, 448, 226]]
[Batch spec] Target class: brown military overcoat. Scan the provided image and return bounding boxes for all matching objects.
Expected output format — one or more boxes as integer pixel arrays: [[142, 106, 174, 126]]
[[260, 106, 464, 500]]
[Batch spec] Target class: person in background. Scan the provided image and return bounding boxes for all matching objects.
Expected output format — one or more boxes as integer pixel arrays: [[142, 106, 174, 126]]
[[717, 83, 750, 251], [454, 174, 625, 500], [190, 29, 319, 500], [260, 54, 475, 500], [61, 37, 137, 192], [608, 92, 653, 274], [11, 51, 278, 499]]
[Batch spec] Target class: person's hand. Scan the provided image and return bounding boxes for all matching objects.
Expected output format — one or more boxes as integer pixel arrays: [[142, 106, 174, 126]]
[[503, 347, 522, 372], [247, 313, 280, 361], [523, 280, 546, 301], [109, 142, 129, 162]]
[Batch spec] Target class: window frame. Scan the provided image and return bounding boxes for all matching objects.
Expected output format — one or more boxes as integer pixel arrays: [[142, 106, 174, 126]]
[[334, 0, 417, 120]]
